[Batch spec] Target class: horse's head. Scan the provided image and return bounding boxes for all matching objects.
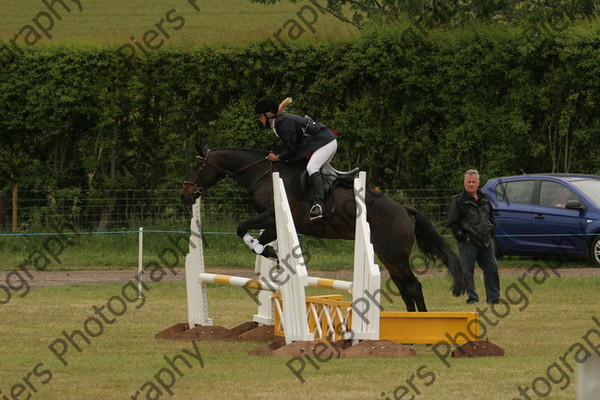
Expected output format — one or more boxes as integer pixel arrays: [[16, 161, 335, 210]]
[[180, 145, 225, 205]]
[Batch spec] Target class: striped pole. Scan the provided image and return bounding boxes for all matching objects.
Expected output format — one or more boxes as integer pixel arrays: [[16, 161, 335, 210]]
[[307, 277, 353, 291], [199, 273, 352, 292], [199, 273, 280, 292]]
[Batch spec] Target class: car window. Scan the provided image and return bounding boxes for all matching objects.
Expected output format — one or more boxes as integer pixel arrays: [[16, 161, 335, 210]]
[[495, 180, 535, 204], [539, 181, 578, 208], [571, 179, 600, 206]]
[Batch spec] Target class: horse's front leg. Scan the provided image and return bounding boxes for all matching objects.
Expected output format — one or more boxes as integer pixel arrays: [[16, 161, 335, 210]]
[[236, 211, 278, 260]]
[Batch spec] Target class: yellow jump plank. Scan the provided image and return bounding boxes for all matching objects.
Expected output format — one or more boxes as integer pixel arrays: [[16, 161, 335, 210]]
[[379, 312, 480, 344]]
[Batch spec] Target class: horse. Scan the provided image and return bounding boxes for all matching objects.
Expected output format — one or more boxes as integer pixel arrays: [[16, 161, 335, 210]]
[[180, 146, 465, 312]]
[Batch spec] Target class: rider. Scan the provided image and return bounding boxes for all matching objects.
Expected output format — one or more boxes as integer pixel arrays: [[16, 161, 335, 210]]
[[255, 97, 338, 220]]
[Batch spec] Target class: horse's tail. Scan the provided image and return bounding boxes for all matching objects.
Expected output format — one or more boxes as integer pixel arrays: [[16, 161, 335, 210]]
[[404, 206, 466, 297]]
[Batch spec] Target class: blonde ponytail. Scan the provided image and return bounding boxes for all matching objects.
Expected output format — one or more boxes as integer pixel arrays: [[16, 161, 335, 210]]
[[277, 97, 293, 116]]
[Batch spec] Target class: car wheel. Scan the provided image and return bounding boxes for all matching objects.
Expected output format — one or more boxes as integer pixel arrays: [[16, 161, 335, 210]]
[[589, 236, 600, 268]]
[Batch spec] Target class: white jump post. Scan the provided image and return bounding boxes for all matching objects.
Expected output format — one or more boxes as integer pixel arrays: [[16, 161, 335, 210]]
[[271, 172, 313, 343], [185, 198, 212, 327], [350, 171, 381, 342], [253, 247, 277, 325]]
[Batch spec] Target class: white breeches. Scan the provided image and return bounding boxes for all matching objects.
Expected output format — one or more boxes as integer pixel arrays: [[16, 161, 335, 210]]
[[307, 139, 337, 176]]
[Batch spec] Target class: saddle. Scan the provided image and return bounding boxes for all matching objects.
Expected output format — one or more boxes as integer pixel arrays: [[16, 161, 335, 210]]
[[298, 164, 360, 215]]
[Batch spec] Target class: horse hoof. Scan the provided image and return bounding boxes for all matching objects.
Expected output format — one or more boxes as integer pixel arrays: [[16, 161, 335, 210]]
[[261, 245, 278, 261]]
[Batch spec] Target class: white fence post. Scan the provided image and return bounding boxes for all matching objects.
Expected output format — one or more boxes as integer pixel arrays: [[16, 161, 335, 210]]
[[350, 171, 381, 341], [137, 227, 144, 299], [186, 198, 213, 328], [272, 172, 313, 343]]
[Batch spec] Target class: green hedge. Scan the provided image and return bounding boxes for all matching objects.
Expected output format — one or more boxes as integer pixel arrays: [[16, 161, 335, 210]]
[[2, 23, 600, 200]]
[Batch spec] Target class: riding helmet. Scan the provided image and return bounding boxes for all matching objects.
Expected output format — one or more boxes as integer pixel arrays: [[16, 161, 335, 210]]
[[254, 98, 278, 115]]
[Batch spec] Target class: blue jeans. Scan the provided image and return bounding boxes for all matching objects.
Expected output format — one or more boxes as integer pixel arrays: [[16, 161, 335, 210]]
[[458, 241, 500, 303]]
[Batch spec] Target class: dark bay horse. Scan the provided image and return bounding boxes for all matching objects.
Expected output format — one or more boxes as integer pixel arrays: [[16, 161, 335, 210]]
[[180, 146, 465, 311]]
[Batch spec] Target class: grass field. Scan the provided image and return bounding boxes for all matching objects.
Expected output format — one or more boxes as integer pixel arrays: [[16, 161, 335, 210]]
[[1, 224, 595, 272], [0, 274, 598, 400], [0, 0, 356, 49]]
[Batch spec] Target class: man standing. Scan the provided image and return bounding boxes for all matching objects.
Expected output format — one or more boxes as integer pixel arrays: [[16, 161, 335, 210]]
[[448, 169, 501, 304]]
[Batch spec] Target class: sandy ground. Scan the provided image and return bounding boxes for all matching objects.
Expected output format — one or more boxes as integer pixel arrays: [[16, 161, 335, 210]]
[[1, 266, 598, 289]]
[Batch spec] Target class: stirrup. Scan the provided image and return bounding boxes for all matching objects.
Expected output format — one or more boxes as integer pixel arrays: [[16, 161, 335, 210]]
[[309, 204, 323, 220]]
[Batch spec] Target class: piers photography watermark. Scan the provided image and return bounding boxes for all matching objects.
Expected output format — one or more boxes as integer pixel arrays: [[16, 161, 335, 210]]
[[1, 0, 84, 54], [0, 226, 200, 399], [1, 222, 80, 306], [130, 341, 204, 399], [117, 0, 201, 59], [512, 316, 600, 399]]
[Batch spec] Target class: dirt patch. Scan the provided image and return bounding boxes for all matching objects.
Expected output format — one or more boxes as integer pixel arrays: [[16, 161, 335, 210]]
[[1, 266, 597, 289]]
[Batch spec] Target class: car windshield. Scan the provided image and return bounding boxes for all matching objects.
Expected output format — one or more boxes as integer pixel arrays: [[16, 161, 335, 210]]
[[570, 179, 600, 206]]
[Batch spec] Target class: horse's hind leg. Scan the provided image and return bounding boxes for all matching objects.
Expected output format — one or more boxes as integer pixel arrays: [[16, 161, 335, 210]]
[[388, 266, 427, 312], [375, 240, 427, 311]]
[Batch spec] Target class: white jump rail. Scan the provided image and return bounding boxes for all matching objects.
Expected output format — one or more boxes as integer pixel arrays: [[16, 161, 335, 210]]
[[199, 273, 281, 291], [200, 272, 352, 293]]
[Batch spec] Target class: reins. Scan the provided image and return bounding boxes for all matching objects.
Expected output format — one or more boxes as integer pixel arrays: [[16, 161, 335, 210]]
[[186, 153, 275, 194], [246, 161, 275, 193]]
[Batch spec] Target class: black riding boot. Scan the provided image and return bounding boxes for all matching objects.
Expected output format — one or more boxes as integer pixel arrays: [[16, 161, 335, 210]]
[[309, 172, 325, 220]]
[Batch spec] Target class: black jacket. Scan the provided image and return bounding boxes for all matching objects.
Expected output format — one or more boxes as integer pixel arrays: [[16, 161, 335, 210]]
[[447, 189, 496, 248], [273, 113, 337, 161]]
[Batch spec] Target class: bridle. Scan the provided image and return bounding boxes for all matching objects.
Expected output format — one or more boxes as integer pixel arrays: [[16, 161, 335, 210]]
[[183, 153, 275, 196]]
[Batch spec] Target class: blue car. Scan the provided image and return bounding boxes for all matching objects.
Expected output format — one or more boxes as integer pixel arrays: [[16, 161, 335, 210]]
[[481, 174, 600, 267]]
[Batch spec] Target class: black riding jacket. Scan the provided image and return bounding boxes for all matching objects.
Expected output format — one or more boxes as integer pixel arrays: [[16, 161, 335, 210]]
[[447, 189, 496, 248], [273, 113, 337, 161]]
